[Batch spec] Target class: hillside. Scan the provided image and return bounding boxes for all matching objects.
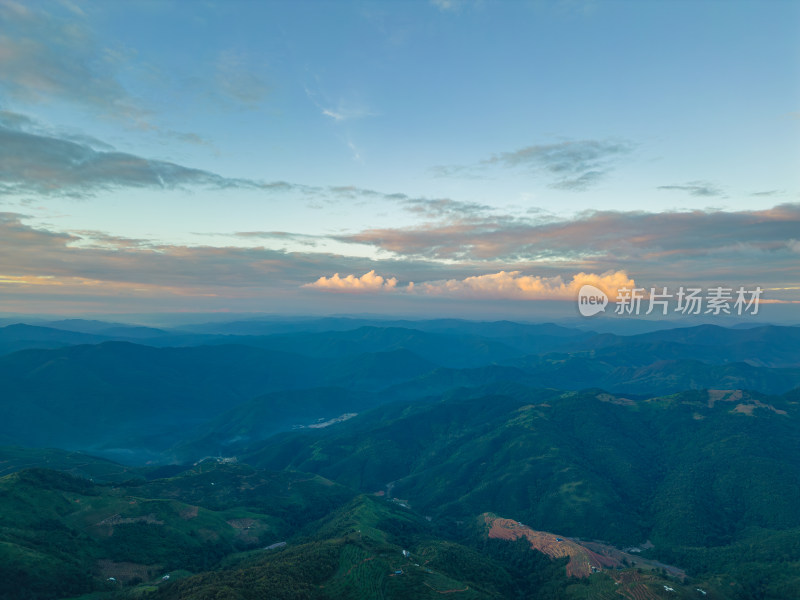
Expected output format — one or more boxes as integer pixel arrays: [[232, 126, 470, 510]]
[[0, 320, 799, 598], [1, 322, 800, 462], [240, 385, 800, 595], [0, 462, 355, 599]]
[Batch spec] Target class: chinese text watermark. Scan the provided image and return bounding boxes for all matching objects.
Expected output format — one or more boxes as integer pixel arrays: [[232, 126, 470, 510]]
[[578, 285, 762, 317]]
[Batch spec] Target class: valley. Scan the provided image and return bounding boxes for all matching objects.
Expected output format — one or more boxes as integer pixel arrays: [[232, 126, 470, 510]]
[[0, 317, 798, 599]]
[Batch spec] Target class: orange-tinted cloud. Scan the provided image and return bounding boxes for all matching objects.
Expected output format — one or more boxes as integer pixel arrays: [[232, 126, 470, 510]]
[[340, 204, 800, 263], [304, 269, 635, 301], [304, 270, 398, 292], [417, 270, 635, 300]]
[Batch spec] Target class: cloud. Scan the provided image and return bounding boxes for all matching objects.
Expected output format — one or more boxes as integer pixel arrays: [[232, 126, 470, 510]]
[[0, 0, 146, 122], [322, 106, 376, 122], [431, 0, 461, 11], [304, 270, 398, 292], [403, 197, 492, 218], [433, 139, 634, 190], [1, 209, 797, 314], [234, 231, 322, 247], [347, 138, 363, 163], [549, 170, 604, 191], [0, 117, 265, 197], [0, 212, 436, 314], [657, 181, 723, 197], [417, 270, 635, 300], [302, 268, 635, 301], [341, 204, 800, 263], [484, 140, 631, 173], [213, 49, 270, 108], [0, 2, 267, 132], [0, 213, 449, 296], [0, 116, 508, 210], [335, 203, 800, 292], [304, 80, 376, 123]]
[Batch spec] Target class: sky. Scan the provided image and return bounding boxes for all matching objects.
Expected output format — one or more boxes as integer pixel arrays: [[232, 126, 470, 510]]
[[1, 0, 799, 321]]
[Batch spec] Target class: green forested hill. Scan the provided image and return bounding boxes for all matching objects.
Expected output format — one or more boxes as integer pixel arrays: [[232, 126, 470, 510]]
[[3, 386, 800, 599], [240, 385, 800, 596], [0, 463, 354, 599], [1, 321, 800, 599]]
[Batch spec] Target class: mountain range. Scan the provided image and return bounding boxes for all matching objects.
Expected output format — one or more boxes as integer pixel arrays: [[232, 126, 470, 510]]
[[1, 317, 798, 599]]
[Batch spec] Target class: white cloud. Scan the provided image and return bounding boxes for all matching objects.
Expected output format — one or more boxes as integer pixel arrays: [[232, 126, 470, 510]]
[[418, 270, 636, 300], [304, 270, 399, 292], [303, 269, 635, 301]]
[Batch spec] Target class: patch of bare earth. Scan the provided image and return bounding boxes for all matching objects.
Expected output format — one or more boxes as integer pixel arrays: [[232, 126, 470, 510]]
[[96, 560, 161, 584], [611, 571, 660, 600], [597, 393, 635, 406], [708, 389, 786, 415], [485, 516, 618, 577], [180, 505, 199, 519], [707, 389, 743, 408], [227, 517, 266, 543], [96, 513, 164, 526], [484, 515, 686, 580]]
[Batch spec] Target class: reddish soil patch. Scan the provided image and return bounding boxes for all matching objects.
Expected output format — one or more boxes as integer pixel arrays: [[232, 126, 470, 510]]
[[597, 393, 635, 406], [707, 389, 743, 408], [486, 516, 619, 577], [612, 571, 660, 600], [180, 505, 199, 519], [227, 518, 257, 529]]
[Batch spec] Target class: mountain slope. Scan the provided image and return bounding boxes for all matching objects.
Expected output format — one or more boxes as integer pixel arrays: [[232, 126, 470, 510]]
[[244, 386, 800, 549], [0, 463, 356, 600]]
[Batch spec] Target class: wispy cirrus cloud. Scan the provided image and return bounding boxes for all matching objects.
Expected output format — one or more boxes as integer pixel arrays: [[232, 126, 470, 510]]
[[304, 78, 377, 123], [0, 114, 262, 197], [657, 180, 724, 197], [403, 197, 493, 218], [211, 48, 271, 108], [0, 1, 258, 140], [0, 111, 505, 213], [0, 0, 147, 122], [321, 104, 376, 122], [233, 231, 322, 248], [433, 139, 634, 190]]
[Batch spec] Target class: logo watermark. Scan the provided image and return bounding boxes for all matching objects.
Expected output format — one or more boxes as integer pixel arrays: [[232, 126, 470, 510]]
[[578, 285, 609, 317], [577, 286, 762, 317]]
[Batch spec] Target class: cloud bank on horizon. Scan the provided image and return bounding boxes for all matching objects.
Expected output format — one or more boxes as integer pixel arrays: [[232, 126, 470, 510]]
[[306, 269, 636, 302], [0, 0, 798, 318]]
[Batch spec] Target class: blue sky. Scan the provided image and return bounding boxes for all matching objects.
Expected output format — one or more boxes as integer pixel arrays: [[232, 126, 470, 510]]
[[1, 0, 798, 319]]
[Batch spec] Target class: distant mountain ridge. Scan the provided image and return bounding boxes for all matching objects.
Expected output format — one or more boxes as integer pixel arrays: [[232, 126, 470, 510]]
[[1, 320, 800, 461]]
